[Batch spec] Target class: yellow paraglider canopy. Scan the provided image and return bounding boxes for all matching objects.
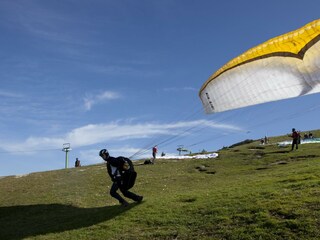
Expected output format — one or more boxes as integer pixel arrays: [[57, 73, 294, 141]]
[[200, 19, 320, 113]]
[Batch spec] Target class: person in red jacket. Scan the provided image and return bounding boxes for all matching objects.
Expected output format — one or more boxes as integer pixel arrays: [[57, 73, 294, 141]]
[[99, 149, 143, 207], [290, 128, 301, 151]]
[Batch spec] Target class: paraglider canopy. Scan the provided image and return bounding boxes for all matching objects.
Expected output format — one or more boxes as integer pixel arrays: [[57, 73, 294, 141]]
[[199, 19, 320, 114]]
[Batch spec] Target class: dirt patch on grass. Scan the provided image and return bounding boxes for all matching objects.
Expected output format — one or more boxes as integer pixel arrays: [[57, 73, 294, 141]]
[[289, 155, 318, 160], [256, 161, 288, 170]]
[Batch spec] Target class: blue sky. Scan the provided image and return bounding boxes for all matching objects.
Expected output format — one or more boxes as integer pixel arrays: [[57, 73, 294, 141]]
[[0, 0, 319, 176]]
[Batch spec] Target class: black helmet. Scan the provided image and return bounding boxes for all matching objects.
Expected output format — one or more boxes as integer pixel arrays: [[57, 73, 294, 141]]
[[99, 149, 109, 159]]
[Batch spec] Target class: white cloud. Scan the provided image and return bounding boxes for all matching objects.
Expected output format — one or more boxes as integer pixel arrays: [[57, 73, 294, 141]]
[[79, 146, 145, 165], [84, 90, 121, 111], [0, 119, 242, 154]]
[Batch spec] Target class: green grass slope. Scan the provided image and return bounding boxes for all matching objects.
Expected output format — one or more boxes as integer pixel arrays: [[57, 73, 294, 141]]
[[1, 133, 320, 239]]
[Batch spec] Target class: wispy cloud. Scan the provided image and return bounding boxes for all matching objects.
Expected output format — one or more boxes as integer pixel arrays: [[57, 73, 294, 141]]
[[0, 119, 243, 154], [0, 1, 94, 46], [84, 90, 121, 111], [163, 87, 198, 92], [0, 90, 23, 98]]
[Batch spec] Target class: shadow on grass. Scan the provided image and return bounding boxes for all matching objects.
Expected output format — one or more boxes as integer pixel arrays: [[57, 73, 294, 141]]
[[0, 203, 137, 240]]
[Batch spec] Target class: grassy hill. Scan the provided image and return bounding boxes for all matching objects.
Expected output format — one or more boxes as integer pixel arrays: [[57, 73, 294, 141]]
[[1, 131, 320, 239]]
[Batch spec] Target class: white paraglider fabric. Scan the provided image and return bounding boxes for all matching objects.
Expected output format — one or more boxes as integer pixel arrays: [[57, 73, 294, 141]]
[[200, 19, 320, 114]]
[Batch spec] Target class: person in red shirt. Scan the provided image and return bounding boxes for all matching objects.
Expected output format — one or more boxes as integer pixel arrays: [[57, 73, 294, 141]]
[[152, 145, 158, 164], [291, 128, 300, 151]]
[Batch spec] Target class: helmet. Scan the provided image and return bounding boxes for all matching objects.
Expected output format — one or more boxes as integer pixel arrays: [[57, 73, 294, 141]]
[[99, 149, 109, 159]]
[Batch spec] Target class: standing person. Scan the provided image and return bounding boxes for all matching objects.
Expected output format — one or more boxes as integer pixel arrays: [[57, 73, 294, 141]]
[[99, 149, 143, 207], [290, 128, 300, 151], [75, 158, 81, 167], [152, 145, 158, 164]]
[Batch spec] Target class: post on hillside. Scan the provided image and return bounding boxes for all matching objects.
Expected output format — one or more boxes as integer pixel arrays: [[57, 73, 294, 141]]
[[62, 143, 72, 169]]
